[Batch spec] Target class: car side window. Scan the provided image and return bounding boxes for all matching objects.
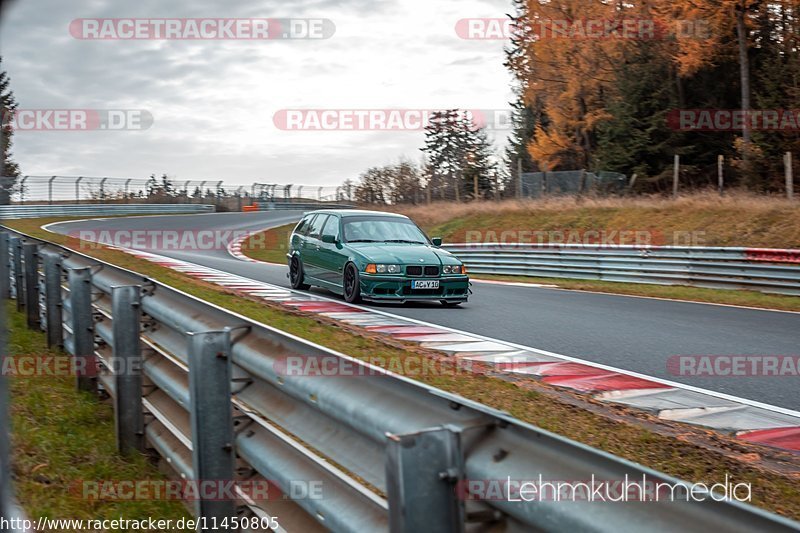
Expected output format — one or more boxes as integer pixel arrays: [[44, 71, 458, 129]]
[[321, 215, 340, 240], [294, 215, 312, 236], [306, 214, 328, 239]]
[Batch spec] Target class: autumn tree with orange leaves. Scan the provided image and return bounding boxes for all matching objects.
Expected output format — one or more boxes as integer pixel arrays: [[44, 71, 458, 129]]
[[506, 0, 800, 191]]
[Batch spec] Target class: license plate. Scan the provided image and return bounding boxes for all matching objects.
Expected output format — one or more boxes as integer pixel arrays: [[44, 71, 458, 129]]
[[412, 280, 439, 289]]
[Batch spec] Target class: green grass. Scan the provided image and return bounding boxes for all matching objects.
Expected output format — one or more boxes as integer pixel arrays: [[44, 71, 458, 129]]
[[6, 302, 191, 524], [5, 217, 800, 521], [241, 223, 293, 264]]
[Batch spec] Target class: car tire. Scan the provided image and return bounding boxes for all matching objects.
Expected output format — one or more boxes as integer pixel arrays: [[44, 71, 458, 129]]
[[289, 256, 310, 290], [343, 263, 361, 303]]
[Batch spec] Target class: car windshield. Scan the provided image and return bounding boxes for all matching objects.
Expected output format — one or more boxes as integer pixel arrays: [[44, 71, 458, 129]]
[[343, 216, 428, 244]]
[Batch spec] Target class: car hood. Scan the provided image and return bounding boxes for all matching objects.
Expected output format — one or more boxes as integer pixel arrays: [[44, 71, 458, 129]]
[[348, 243, 456, 265]]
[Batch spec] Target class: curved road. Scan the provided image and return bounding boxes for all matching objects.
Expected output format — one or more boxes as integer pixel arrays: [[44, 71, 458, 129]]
[[49, 211, 800, 410]]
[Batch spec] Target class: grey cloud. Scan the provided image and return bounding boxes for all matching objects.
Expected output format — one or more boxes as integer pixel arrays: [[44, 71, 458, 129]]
[[2, 0, 510, 186]]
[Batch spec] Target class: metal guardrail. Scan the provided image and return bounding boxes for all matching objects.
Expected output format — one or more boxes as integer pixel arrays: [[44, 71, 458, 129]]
[[0, 241, 28, 533], [2, 228, 799, 532], [443, 243, 800, 296], [252, 202, 354, 211], [0, 203, 216, 219]]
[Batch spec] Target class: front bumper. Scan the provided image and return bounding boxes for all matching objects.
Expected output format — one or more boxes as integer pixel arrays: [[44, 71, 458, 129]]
[[359, 274, 470, 303]]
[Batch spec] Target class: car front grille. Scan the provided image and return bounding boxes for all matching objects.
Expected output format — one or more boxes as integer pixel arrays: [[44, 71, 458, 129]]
[[406, 266, 422, 276], [406, 265, 439, 277]]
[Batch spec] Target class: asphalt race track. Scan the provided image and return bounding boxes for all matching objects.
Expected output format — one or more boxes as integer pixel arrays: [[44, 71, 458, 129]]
[[48, 211, 800, 410]]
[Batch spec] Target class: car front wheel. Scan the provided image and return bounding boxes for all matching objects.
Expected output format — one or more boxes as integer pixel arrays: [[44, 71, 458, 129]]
[[289, 256, 310, 290], [343, 263, 361, 303]]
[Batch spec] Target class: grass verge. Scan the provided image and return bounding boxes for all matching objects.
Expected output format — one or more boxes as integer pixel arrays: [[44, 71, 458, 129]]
[[6, 301, 191, 523], [390, 192, 800, 248], [241, 223, 292, 264], [4, 217, 800, 521]]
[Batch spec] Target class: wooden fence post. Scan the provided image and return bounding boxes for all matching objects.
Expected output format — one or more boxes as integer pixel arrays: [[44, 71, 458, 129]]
[[673, 155, 680, 198]]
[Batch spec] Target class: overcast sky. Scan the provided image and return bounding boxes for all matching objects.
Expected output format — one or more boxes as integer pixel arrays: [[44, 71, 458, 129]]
[[1, 0, 514, 188]]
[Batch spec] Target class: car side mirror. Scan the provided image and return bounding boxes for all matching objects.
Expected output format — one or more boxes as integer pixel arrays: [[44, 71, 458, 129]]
[[321, 234, 337, 244], [431, 237, 442, 247]]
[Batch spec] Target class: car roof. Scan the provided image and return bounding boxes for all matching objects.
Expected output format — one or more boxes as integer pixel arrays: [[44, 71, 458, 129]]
[[303, 209, 409, 219]]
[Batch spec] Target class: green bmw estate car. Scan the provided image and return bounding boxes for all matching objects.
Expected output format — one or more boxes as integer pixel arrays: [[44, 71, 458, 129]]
[[287, 210, 470, 305]]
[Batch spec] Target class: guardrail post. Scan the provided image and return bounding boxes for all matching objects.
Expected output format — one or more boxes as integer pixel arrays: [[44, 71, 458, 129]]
[[10, 237, 22, 312], [43, 252, 63, 349], [0, 233, 9, 300], [68, 267, 96, 393], [386, 427, 466, 533], [112, 285, 144, 454], [22, 242, 39, 330], [188, 329, 236, 520]]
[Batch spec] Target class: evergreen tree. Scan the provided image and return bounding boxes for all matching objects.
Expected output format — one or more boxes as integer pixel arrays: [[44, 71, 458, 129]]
[[0, 57, 20, 204], [503, 96, 539, 174], [422, 110, 468, 201], [421, 109, 497, 201], [594, 41, 676, 183], [463, 128, 497, 199]]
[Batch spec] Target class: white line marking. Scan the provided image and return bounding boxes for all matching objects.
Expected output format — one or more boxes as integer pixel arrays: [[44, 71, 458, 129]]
[[224, 220, 800, 315], [121, 246, 800, 419], [471, 278, 559, 288], [43, 220, 800, 424]]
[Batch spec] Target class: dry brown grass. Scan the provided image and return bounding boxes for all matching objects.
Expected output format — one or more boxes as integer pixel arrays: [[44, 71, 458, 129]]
[[371, 191, 800, 248], [383, 191, 800, 229]]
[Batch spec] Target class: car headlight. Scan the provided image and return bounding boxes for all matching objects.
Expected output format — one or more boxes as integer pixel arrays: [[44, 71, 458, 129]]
[[443, 264, 463, 274], [367, 264, 402, 274]]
